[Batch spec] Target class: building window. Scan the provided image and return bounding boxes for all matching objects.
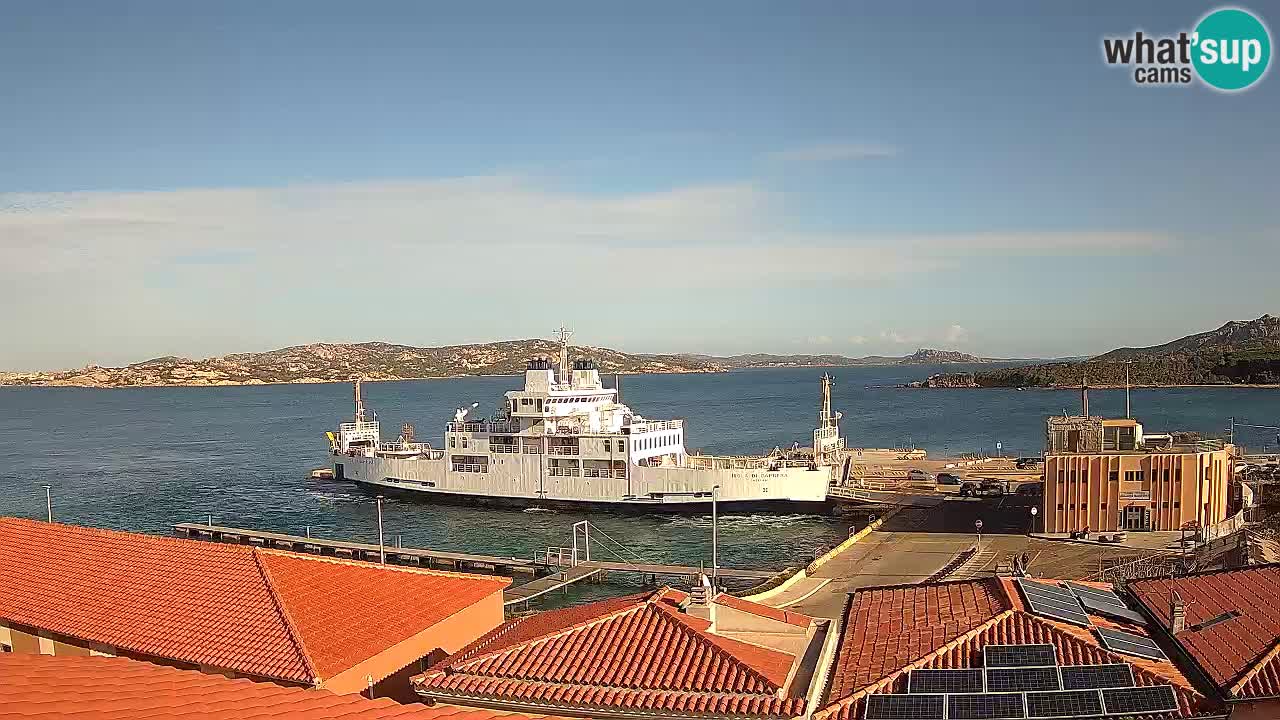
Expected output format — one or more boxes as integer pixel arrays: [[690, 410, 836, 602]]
[[1100, 503, 1108, 511], [449, 436, 456, 448], [1057, 504, 1064, 511], [1174, 502, 1180, 508], [1162, 502, 1169, 508], [1081, 505, 1088, 513], [1109, 471, 1119, 482]]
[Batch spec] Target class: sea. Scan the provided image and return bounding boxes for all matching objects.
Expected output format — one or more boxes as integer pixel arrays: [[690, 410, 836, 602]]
[[2, 364, 1276, 602]]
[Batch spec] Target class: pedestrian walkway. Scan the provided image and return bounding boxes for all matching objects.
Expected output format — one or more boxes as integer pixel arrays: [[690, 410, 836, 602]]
[[950, 549, 996, 580]]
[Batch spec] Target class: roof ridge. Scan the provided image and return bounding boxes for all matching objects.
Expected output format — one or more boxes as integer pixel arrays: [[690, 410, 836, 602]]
[[427, 675, 804, 716], [649, 598, 783, 691], [251, 549, 321, 685], [448, 598, 652, 670], [1229, 636, 1280, 696]]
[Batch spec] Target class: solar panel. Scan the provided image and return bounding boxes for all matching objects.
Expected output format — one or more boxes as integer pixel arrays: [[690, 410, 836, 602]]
[[1024, 689, 1104, 718], [1064, 583, 1148, 625], [1016, 583, 1093, 628], [1059, 663, 1135, 690], [1095, 627, 1168, 661], [1073, 593, 1148, 625], [1100, 685, 1179, 715], [908, 668, 985, 694], [986, 667, 1061, 692], [947, 692, 1027, 720], [1063, 582, 1122, 605], [865, 693, 945, 720], [985, 644, 1058, 668]]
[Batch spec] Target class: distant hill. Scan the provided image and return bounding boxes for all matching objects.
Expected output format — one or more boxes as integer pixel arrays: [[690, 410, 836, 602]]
[[0, 340, 722, 388], [693, 348, 990, 369], [916, 315, 1280, 388]]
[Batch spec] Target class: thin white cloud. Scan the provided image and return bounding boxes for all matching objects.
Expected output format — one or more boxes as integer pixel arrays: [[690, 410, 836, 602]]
[[848, 335, 868, 345], [0, 176, 1178, 367], [765, 143, 898, 164], [945, 324, 969, 343], [807, 335, 833, 345], [880, 330, 920, 345]]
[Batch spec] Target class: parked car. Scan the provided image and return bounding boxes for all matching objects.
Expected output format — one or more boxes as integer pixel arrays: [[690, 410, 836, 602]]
[[1016, 456, 1044, 470], [907, 468, 935, 483], [960, 478, 1007, 497], [935, 472, 963, 493]]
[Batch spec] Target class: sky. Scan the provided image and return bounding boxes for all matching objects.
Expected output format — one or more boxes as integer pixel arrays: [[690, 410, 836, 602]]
[[2, 1, 1278, 370]]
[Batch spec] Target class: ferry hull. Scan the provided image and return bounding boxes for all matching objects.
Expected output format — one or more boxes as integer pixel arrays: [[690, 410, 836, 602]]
[[335, 453, 833, 513]]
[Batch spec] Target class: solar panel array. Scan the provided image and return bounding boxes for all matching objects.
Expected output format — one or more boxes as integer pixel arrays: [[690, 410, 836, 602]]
[[1015, 580, 1091, 627], [1095, 627, 1168, 662], [864, 645, 1180, 720]]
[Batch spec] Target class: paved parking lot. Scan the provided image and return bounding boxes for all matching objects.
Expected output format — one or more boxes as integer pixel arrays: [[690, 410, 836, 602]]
[[785, 496, 1166, 619]]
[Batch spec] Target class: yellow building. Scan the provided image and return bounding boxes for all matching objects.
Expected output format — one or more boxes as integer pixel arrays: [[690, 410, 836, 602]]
[[1042, 414, 1234, 533]]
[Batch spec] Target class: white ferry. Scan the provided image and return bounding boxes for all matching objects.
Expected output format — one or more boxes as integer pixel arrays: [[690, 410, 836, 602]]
[[327, 331, 845, 511]]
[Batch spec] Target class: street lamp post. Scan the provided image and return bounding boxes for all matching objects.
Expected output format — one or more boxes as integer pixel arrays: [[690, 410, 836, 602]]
[[712, 485, 720, 587], [43, 485, 51, 523], [975, 518, 984, 552], [376, 495, 386, 564]]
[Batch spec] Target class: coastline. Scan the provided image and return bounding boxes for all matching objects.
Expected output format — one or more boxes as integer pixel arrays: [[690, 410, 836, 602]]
[[906, 382, 1280, 390]]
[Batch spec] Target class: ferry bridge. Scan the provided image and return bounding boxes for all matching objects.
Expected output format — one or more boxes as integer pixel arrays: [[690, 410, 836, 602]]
[[172, 521, 776, 611]]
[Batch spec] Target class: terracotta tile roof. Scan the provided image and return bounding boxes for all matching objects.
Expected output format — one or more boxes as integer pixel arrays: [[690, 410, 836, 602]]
[[1130, 564, 1280, 700], [414, 589, 809, 718], [0, 517, 509, 685], [818, 577, 1216, 720], [0, 652, 579, 720]]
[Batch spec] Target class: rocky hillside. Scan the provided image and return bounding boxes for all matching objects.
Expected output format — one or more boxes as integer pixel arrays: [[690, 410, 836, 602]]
[[917, 315, 1280, 388], [0, 340, 723, 388], [899, 348, 985, 364]]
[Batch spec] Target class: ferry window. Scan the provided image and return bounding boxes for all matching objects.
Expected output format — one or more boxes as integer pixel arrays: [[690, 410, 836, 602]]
[[462, 438, 468, 448], [536, 399, 543, 413], [449, 437, 456, 448], [511, 400, 517, 413]]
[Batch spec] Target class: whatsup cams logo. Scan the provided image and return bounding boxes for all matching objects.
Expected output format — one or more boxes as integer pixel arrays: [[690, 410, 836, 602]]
[[1103, 6, 1271, 91]]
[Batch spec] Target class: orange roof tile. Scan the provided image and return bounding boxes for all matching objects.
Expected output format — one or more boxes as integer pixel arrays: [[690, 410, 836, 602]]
[[1130, 564, 1280, 700], [0, 653, 580, 720], [818, 577, 1216, 720], [414, 589, 809, 718], [0, 517, 509, 685]]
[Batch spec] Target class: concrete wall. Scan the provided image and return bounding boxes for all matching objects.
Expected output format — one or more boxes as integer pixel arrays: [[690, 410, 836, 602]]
[[1043, 448, 1233, 533]]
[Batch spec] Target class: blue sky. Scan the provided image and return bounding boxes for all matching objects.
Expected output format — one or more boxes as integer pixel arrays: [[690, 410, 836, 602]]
[[2, 1, 1277, 369]]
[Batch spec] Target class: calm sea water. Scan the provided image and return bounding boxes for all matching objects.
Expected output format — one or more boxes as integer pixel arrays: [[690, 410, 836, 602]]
[[1, 365, 1276, 600]]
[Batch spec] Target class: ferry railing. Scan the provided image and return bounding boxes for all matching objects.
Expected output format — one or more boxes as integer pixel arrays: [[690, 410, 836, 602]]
[[446, 421, 519, 434]]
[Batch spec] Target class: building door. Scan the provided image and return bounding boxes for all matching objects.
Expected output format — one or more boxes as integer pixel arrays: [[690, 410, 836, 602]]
[[1122, 505, 1151, 531]]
